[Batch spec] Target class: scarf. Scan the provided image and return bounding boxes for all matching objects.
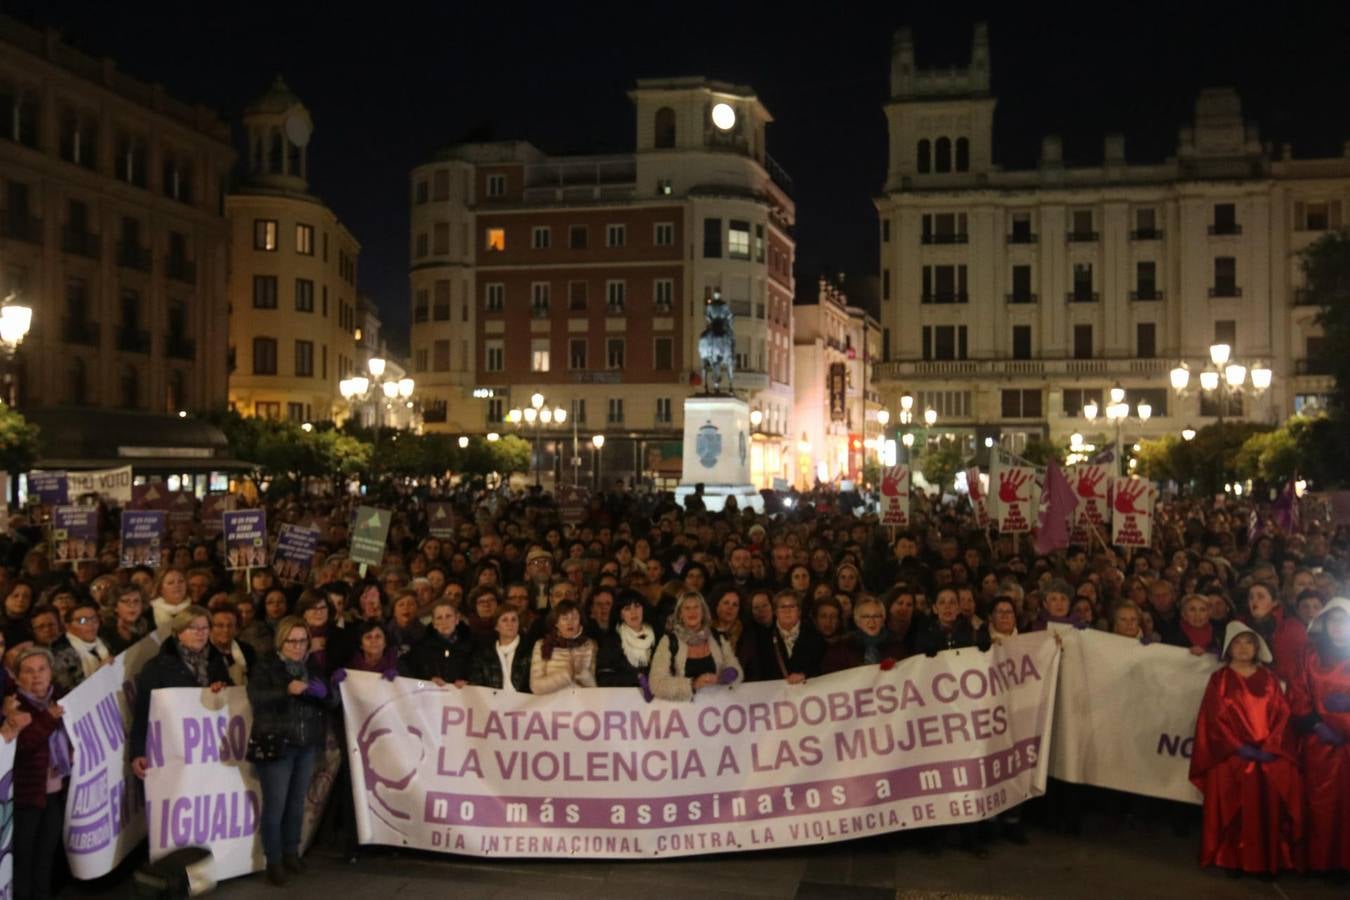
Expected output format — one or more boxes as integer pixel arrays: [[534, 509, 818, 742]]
[[350, 648, 398, 673], [176, 640, 211, 687], [777, 623, 801, 657], [858, 630, 889, 665], [496, 636, 521, 692], [20, 686, 73, 781], [671, 621, 710, 649], [540, 632, 588, 662], [281, 654, 309, 682], [618, 624, 655, 669], [1181, 620, 1214, 650], [67, 633, 110, 679], [219, 640, 249, 686], [152, 597, 191, 631]]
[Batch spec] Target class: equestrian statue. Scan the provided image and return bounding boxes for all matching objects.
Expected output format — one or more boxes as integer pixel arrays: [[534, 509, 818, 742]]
[[697, 289, 735, 394]]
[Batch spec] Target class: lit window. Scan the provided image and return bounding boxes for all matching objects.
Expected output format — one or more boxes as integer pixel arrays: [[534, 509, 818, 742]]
[[728, 220, 750, 259], [531, 338, 550, 372], [485, 228, 505, 252], [354, 328, 362, 342]]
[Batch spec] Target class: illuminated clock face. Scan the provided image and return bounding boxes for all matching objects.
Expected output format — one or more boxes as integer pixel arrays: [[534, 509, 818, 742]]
[[711, 103, 736, 131]]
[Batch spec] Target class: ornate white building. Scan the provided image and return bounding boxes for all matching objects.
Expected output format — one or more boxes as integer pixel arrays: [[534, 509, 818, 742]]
[[874, 24, 1342, 458]]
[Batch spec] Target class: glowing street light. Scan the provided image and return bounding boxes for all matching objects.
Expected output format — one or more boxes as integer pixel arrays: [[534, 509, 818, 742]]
[[1181, 425, 1196, 441]]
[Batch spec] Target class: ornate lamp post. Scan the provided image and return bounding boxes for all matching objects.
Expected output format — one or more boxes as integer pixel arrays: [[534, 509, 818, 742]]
[[0, 292, 34, 406], [508, 392, 567, 487]]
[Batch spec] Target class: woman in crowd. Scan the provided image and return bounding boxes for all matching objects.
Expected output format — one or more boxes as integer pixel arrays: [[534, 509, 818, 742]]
[[27, 606, 61, 649], [150, 568, 191, 631], [11, 647, 70, 900], [405, 600, 474, 686], [101, 585, 150, 655], [247, 615, 337, 886], [2, 581, 35, 644], [584, 586, 615, 641], [235, 593, 274, 658], [649, 591, 742, 701], [753, 590, 826, 683], [708, 585, 744, 651], [341, 620, 401, 679], [982, 596, 1020, 645], [130, 606, 230, 778], [1289, 597, 1350, 875], [51, 600, 112, 690], [471, 607, 531, 693], [529, 600, 597, 694], [1169, 593, 1221, 656], [1111, 601, 1150, 643], [1190, 621, 1303, 876], [812, 596, 845, 644], [833, 562, 863, 603], [1271, 589, 1322, 685], [464, 586, 500, 645], [262, 588, 291, 633], [208, 601, 255, 687], [915, 588, 983, 656], [596, 592, 655, 688], [383, 589, 425, 659], [1241, 583, 1283, 664], [884, 586, 920, 655], [822, 597, 903, 673]]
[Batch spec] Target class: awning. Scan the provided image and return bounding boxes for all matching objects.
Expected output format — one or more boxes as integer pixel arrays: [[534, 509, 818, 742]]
[[26, 407, 252, 473]]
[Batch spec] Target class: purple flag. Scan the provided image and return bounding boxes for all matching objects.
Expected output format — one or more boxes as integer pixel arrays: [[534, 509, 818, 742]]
[[1272, 479, 1298, 533], [1033, 459, 1078, 556]]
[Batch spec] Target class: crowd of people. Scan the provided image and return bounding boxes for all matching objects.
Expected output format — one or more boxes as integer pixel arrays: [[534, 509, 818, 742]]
[[1, 477, 1347, 895]]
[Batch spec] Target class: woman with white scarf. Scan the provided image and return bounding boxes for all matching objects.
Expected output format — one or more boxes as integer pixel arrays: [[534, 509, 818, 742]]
[[150, 569, 191, 631], [51, 601, 113, 691], [596, 591, 655, 687], [649, 591, 742, 702]]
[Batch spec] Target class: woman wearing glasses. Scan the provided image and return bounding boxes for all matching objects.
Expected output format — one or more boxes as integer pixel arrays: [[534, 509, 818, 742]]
[[822, 597, 905, 673], [51, 600, 114, 690]]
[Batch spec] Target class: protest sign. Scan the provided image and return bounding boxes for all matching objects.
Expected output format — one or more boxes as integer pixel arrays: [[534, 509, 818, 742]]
[[995, 466, 1038, 534], [556, 488, 589, 526], [28, 470, 69, 505], [426, 501, 456, 538], [51, 506, 99, 564], [880, 466, 911, 527], [350, 506, 391, 568], [273, 524, 320, 584], [1110, 478, 1154, 548], [120, 510, 166, 568], [61, 633, 162, 878], [130, 483, 172, 510], [341, 633, 1060, 859], [202, 493, 236, 537], [67, 466, 133, 505], [1049, 628, 1217, 804], [965, 467, 989, 528], [0, 737, 12, 899], [223, 509, 267, 570], [167, 491, 197, 531], [1069, 465, 1111, 536]]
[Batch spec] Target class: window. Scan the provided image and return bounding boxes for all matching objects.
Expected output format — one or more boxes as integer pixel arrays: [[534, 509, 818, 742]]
[[917, 391, 972, 419], [1073, 324, 1093, 359], [654, 222, 674, 246], [486, 398, 504, 424], [703, 218, 722, 257], [1010, 265, 1033, 303], [1071, 263, 1095, 302], [433, 340, 451, 372], [295, 278, 314, 312], [955, 137, 969, 172], [569, 225, 588, 249], [1201, 392, 1243, 418], [484, 340, 503, 372], [415, 181, 429, 204], [485, 283, 504, 312], [414, 289, 429, 323], [1009, 212, 1034, 243], [606, 224, 626, 247], [1001, 389, 1043, 419], [606, 338, 625, 368], [254, 219, 277, 251], [571, 399, 587, 424], [654, 107, 676, 148], [532, 226, 551, 249], [434, 222, 450, 254], [485, 228, 505, 252], [252, 337, 277, 375], [1136, 322, 1157, 358], [252, 275, 278, 309], [486, 174, 506, 197], [415, 233, 429, 257], [531, 282, 550, 316], [295, 340, 314, 377], [531, 338, 550, 372], [921, 213, 968, 244], [1211, 203, 1239, 235], [882, 219, 891, 243], [322, 286, 328, 318], [922, 325, 967, 361], [882, 270, 891, 301], [1134, 261, 1158, 300], [1012, 325, 1032, 360], [1126, 388, 1168, 418], [656, 178, 673, 195], [656, 397, 672, 424], [921, 264, 967, 303], [1214, 320, 1236, 347], [654, 279, 673, 311], [917, 139, 931, 173], [296, 224, 314, 255], [1212, 257, 1238, 296], [434, 280, 451, 320], [1133, 207, 1159, 239], [1062, 388, 1102, 417], [728, 220, 751, 259], [432, 169, 450, 201], [255, 401, 280, 420], [935, 137, 952, 173], [607, 398, 624, 424], [414, 348, 427, 372], [569, 338, 587, 369], [654, 336, 673, 370], [606, 280, 626, 312], [1296, 200, 1342, 231], [755, 224, 765, 262], [286, 402, 305, 423], [1069, 209, 1095, 240]]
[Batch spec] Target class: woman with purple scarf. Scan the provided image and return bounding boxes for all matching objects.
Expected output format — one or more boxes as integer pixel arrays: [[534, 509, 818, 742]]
[[11, 646, 72, 900]]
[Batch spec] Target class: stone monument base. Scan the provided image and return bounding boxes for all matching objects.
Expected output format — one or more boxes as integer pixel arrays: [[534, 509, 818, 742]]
[[676, 394, 763, 513], [675, 482, 764, 514]]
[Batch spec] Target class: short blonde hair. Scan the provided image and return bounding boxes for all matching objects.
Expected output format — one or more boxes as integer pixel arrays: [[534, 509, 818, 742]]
[[169, 605, 212, 635]]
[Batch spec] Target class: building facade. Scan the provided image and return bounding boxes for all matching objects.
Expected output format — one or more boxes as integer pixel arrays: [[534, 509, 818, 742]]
[[409, 78, 796, 488], [0, 16, 235, 414], [792, 276, 882, 488], [226, 78, 360, 424], [874, 24, 1343, 462]]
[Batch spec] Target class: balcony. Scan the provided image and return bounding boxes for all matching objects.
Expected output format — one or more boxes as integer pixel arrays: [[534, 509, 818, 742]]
[[1129, 289, 1163, 301], [1066, 230, 1099, 242], [0, 213, 42, 244], [728, 299, 752, 318], [62, 318, 100, 347], [1129, 228, 1164, 241], [606, 303, 626, 315], [1296, 358, 1332, 376], [165, 334, 196, 360], [166, 256, 195, 283], [432, 305, 451, 320], [1208, 224, 1242, 236], [920, 292, 969, 305], [873, 356, 1179, 381], [117, 327, 151, 354], [1006, 232, 1038, 245], [1208, 285, 1242, 298], [1005, 292, 1038, 304], [921, 233, 969, 245], [1066, 291, 1099, 303], [62, 228, 100, 259], [118, 244, 152, 272], [530, 304, 549, 319]]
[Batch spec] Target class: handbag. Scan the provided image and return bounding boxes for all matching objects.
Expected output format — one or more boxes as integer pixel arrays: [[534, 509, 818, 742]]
[[245, 730, 285, 763]]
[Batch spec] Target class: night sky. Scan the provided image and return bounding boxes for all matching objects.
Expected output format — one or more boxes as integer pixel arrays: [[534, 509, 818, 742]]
[[12, 2, 1350, 354]]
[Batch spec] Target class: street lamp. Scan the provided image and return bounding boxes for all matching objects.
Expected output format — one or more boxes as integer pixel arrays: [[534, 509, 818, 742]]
[[340, 368, 415, 428], [509, 394, 568, 487], [591, 433, 605, 491], [367, 357, 387, 379], [0, 291, 33, 406], [750, 409, 763, 430], [458, 435, 469, 449], [1083, 391, 1151, 476], [1181, 425, 1196, 441], [923, 407, 938, 427]]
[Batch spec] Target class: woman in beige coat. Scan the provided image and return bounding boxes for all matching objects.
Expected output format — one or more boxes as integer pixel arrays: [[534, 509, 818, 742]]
[[649, 591, 742, 702], [529, 600, 597, 694]]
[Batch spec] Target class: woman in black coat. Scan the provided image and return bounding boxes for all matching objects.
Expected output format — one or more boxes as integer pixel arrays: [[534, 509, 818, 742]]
[[403, 601, 476, 686], [913, 588, 986, 657], [471, 607, 531, 693], [595, 592, 656, 688], [130, 605, 231, 776]]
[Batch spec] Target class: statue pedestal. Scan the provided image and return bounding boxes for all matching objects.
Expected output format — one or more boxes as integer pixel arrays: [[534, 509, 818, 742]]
[[675, 395, 763, 513]]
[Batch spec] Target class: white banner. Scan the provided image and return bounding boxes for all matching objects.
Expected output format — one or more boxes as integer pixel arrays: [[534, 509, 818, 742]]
[[341, 634, 1061, 858], [66, 466, 133, 505], [995, 465, 1038, 534], [1110, 477, 1154, 547], [1, 736, 13, 900], [1049, 628, 1217, 804], [61, 633, 161, 878], [880, 465, 911, 527]]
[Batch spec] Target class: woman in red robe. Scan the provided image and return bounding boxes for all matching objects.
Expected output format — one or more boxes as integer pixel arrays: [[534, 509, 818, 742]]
[[1288, 596, 1350, 874], [1190, 621, 1303, 875]]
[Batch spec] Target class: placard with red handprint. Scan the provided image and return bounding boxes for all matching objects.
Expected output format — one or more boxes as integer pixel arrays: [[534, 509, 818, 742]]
[[1069, 464, 1111, 532], [880, 465, 911, 526], [1110, 476, 1154, 547], [997, 466, 1037, 534], [965, 467, 989, 527]]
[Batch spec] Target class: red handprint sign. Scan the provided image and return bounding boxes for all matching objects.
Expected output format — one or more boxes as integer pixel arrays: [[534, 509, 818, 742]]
[[1114, 479, 1147, 515], [880, 467, 911, 526], [1110, 476, 1153, 547], [999, 468, 1032, 503], [1076, 466, 1106, 500]]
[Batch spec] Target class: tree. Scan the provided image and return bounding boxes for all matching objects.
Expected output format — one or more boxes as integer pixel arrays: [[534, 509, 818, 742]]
[[1303, 230, 1350, 412], [915, 444, 964, 495], [1022, 436, 1070, 468], [0, 404, 39, 473], [1135, 422, 1269, 495], [1234, 414, 1349, 489]]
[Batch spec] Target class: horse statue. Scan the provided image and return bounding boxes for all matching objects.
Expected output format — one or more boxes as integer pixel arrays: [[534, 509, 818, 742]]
[[697, 290, 735, 394]]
